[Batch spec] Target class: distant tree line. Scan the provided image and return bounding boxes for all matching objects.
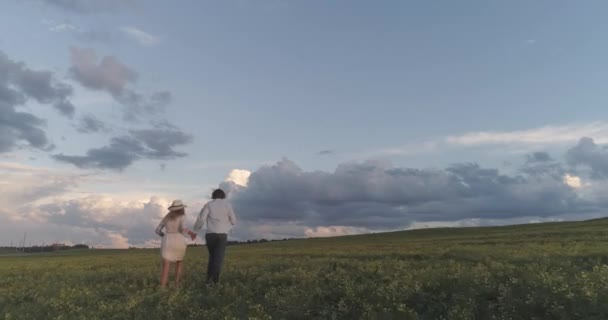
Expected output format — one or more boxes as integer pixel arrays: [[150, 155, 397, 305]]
[[1, 243, 90, 253], [187, 238, 297, 247], [3, 238, 299, 252]]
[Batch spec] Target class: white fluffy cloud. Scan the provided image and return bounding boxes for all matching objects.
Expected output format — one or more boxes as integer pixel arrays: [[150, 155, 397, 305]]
[[225, 169, 251, 187], [563, 174, 582, 189], [35, 196, 169, 243], [0, 162, 205, 248]]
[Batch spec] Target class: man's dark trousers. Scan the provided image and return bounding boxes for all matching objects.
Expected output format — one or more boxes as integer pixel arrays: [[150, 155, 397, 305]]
[[205, 233, 228, 283]]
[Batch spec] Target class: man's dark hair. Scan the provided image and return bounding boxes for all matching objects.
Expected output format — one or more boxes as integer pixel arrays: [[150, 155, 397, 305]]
[[212, 189, 226, 199]]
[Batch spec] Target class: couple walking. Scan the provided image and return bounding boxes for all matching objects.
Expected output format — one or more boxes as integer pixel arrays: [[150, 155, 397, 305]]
[[154, 189, 237, 288]]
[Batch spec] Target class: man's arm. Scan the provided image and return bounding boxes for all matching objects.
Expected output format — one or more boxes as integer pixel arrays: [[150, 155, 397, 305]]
[[193, 204, 209, 232], [179, 217, 196, 240]]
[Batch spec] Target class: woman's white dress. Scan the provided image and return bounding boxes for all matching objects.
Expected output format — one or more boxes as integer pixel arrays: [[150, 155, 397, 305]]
[[156, 215, 187, 262]]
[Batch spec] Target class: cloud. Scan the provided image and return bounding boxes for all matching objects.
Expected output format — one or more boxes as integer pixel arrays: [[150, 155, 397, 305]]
[[120, 90, 172, 122], [69, 47, 137, 97], [225, 169, 251, 187], [0, 162, 199, 248], [129, 128, 193, 158], [520, 151, 565, 179], [37, 0, 137, 14], [104, 232, 130, 249], [563, 174, 582, 189], [362, 122, 608, 159], [1, 51, 75, 117], [565, 137, 608, 179], [0, 162, 86, 207], [7, 140, 608, 246], [69, 47, 171, 121], [76, 114, 109, 133], [13, 195, 174, 247], [0, 50, 78, 153], [229, 221, 308, 241], [445, 122, 608, 146], [0, 103, 51, 153], [224, 157, 588, 232], [120, 26, 160, 46], [53, 100, 76, 117], [53, 136, 141, 170], [526, 151, 552, 163], [304, 226, 371, 238], [53, 128, 193, 170]]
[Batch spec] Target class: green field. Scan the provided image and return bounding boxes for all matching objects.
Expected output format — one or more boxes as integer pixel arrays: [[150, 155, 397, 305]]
[[2, 219, 608, 320]]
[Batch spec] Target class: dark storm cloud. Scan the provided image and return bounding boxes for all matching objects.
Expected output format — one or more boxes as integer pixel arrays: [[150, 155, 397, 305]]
[[226, 157, 586, 230], [520, 151, 565, 179], [69, 47, 171, 121], [0, 50, 77, 152], [0, 51, 75, 117], [53, 128, 193, 170], [565, 137, 608, 179], [0, 103, 51, 152]]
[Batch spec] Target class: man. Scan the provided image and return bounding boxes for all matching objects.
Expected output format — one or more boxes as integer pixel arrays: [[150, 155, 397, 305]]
[[192, 189, 237, 284]]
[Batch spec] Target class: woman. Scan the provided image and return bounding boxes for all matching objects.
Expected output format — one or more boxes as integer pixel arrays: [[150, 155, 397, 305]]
[[155, 200, 196, 288], [192, 189, 237, 284]]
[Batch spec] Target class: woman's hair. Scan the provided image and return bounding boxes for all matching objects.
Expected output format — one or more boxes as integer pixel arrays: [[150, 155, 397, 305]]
[[212, 189, 226, 199], [166, 208, 185, 220]]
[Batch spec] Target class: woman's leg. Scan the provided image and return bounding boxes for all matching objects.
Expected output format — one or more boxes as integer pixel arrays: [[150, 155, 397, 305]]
[[175, 260, 183, 286], [160, 259, 171, 288]]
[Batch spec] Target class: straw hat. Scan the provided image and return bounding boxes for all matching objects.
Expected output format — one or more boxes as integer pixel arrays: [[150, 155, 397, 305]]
[[168, 199, 187, 211]]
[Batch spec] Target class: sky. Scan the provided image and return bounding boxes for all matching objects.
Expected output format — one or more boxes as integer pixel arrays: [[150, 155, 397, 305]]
[[2, 0, 608, 248]]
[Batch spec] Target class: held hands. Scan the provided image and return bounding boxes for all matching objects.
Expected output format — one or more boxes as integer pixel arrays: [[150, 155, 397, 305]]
[[182, 227, 196, 241]]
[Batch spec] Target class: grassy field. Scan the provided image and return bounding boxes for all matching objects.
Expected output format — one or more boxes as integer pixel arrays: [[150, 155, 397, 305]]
[[2, 219, 608, 319]]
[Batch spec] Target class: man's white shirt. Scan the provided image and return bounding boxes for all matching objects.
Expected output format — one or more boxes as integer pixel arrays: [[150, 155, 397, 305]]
[[193, 199, 237, 234]]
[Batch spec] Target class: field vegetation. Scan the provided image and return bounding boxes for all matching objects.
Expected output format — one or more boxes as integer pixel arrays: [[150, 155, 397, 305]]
[[2, 219, 608, 319]]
